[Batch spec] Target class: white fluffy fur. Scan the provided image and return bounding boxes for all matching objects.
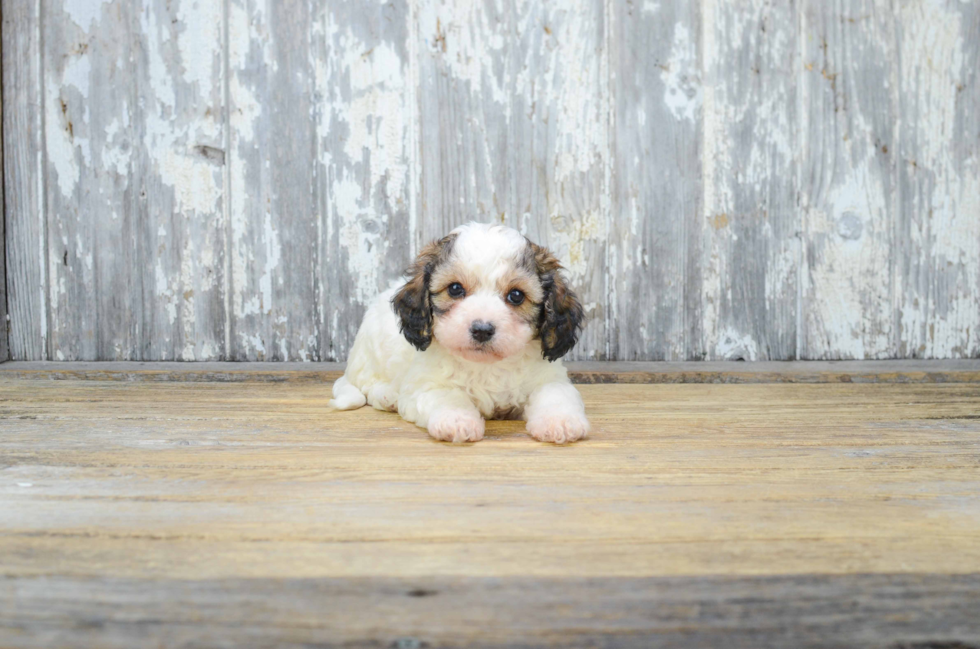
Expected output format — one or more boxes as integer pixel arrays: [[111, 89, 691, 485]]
[[329, 223, 590, 444]]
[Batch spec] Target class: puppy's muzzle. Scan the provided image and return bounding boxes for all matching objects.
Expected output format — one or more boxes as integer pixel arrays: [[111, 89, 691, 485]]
[[470, 321, 496, 343]]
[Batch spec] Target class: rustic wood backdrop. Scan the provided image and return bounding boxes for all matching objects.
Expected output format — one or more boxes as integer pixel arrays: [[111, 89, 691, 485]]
[[2, 0, 978, 362]]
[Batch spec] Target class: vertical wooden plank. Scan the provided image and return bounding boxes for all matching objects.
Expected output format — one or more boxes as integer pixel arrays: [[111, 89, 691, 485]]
[[43, 0, 140, 360], [510, 0, 609, 360], [894, 0, 980, 359], [2, 0, 45, 359], [416, 0, 509, 243], [228, 0, 318, 361], [610, 0, 702, 360], [135, 0, 228, 360], [315, 0, 415, 361], [0, 1, 9, 362], [417, 0, 610, 360], [701, 0, 799, 361], [799, 0, 898, 359]]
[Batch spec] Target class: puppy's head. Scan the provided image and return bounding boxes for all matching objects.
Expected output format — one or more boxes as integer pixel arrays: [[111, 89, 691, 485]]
[[392, 223, 584, 363]]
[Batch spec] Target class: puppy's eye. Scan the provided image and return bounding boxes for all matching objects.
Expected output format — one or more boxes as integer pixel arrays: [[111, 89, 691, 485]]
[[447, 282, 466, 298], [506, 288, 525, 306]]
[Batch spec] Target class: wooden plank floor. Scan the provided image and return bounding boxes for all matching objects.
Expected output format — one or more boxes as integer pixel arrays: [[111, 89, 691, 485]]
[[1, 373, 979, 647]]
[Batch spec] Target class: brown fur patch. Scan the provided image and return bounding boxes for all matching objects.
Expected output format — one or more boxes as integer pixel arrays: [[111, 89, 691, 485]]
[[430, 261, 479, 299], [521, 240, 563, 276], [428, 260, 479, 317], [496, 268, 545, 303], [524, 241, 585, 361], [391, 234, 458, 350], [497, 267, 545, 325]]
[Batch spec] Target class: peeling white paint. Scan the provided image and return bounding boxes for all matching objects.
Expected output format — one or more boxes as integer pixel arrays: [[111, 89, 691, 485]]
[[62, 53, 91, 102], [715, 327, 760, 361], [175, 0, 223, 95], [896, 1, 978, 358], [547, 211, 604, 283], [642, 1, 661, 15], [239, 332, 267, 358], [20, 0, 980, 362], [160, 150, 221, 215], [418, 1, 508, 106], [547, 5, 606, 183], [229, 77, 262, 143], [808, 157, 893, 359], [229, 0, 271, 335], [340, 41, 406, 177], [259, 212, 281, 315], [45, 78, 80, 199], [156, 259, 178, 326], [661, 23, 701, 123], [700, 0, 722, 354], [241, 296, 261, 317], [333, 176, 384, 305], [321, 7, 414, 314], [130, 0, 226, 360], [229, 0, 271, 71], [101, 117, 131, 176], [64, 0, 106, 32], [141, 3, 222, 217], [700, 0, 798, 360]]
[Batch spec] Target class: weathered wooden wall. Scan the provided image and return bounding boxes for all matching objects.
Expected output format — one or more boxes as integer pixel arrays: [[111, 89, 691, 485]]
[[0, 0, 8, 363], [2, 0, 978, 361]]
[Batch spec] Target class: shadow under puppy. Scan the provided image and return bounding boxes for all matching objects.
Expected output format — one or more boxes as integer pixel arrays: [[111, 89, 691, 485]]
[[330, 222, 590, 444]]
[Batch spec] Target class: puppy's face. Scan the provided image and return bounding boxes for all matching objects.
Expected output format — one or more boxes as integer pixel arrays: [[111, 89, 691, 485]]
[[392, 223, 584, 363]]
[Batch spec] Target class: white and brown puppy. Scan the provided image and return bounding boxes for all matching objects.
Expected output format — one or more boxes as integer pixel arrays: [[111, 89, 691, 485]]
[[330, 222, 589, 444]]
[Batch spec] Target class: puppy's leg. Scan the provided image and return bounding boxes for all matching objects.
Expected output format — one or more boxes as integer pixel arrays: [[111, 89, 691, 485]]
[[524, 381, 590, 444], [411, 389, 485, 444], [366, 382, 398, 412], [330, 376, 367, 410]]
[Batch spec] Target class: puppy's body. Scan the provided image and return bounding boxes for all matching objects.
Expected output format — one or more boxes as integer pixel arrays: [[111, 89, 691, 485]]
[[331, 223, 589, 444]]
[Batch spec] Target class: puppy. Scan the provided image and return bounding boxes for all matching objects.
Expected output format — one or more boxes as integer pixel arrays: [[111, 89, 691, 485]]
[[330, 222, 590, 444]]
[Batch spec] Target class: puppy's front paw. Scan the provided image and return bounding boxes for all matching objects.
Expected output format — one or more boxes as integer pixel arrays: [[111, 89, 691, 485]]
[[526, 413, 590, 444], [427, 409, 485, 444]]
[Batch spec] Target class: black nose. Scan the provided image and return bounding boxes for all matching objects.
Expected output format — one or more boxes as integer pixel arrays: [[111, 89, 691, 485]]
[[470, 321, 496, 343]]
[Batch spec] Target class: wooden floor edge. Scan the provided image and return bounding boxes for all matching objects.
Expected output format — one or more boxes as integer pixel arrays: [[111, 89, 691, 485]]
[[2, 573, 979, 648], [0, 360, 978, 383]]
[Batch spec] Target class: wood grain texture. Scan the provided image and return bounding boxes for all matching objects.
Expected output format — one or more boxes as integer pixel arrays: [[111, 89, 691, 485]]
[[43, 0, 141, 360], [136, 0, 228, 361], [228, 0, 318, 361], [610, 0, 702, 361], [0, 3, 7, 363], [0, 378, 978, 645], [2, 574, 979, 648], [3, 0, 980, 362], [316, 0, 415, 362], [894, 0, 980, 360], [2, 0, 46, 360], [799, 0, 898, 360], [701, 0, 799, 361]]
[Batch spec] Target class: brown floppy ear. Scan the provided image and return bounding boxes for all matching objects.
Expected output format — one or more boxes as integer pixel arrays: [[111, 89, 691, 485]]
[[530, 243, 585, 362], [391, 234, 457, 351]]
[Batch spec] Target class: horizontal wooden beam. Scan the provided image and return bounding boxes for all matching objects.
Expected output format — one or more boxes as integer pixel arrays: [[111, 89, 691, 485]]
[[0, 360, 978, 383]]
